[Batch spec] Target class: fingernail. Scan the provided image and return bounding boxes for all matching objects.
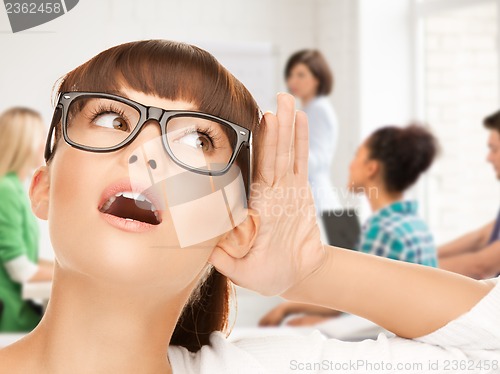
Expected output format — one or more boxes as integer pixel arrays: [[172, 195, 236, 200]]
[[264, 110, 274, 115]]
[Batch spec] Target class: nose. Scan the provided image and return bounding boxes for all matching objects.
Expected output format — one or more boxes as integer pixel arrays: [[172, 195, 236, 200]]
[[128, 154, 157, 170]]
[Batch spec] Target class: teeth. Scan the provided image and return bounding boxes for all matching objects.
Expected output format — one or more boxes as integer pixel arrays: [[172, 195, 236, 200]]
[[119, 191, 135, 200], [115, 191, 150, 203], [100, 196, 116, 212], [101, 190, 161, 223]]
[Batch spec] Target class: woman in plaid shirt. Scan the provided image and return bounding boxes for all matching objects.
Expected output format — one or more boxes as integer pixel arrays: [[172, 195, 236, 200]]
[[349, 124, 438, 267]]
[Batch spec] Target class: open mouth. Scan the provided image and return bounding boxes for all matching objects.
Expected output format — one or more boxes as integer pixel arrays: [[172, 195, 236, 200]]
[[99, 191, 161, 225]]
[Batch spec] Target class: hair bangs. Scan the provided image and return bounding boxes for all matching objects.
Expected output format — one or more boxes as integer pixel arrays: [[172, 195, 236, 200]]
[[56, 40, 259, 131]]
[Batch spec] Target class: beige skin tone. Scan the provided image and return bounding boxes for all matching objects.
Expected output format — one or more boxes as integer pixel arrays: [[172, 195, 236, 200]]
[[0, 92, 494, 373], [438, 129, 500, 279], [259, 141, 403, 327], [260, 64, 322, 327], [18, 124, 54, 282], [260, 62, 326, 327], [286, 63, 319, 107]]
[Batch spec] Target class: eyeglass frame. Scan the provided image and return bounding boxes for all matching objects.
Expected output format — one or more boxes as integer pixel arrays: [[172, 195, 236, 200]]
[[44, 91, 253, 199]]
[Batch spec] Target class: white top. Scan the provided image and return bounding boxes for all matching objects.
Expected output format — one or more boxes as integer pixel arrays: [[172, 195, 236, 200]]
[[4, 254, 38, 283], [168, 277, 500, 373], [302, 96, 341, 213]]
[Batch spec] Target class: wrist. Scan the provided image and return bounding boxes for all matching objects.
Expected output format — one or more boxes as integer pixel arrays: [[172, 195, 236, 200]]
[[280, 243, 331, 302]]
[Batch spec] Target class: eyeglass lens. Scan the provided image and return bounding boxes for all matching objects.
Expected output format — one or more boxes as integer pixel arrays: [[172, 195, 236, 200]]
[[66, 97, 238, 172]]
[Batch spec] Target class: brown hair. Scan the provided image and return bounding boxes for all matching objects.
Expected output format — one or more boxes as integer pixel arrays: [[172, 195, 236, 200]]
[[284, 49, 334, 96], [483, 110, 500, 133], [48, 40, 261, 352], [366, 124, 438, 193]]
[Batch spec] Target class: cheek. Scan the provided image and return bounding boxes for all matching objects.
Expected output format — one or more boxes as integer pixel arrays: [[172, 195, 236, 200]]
[[350, 158, 361, 176], [494, 152, 500, 164], [47, 146, 215, 288], [302, 76, 316, 91], [287, 78, 300, 93]]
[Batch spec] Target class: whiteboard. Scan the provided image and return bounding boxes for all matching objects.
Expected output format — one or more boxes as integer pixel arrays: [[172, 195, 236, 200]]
[[190, 40, 279, 113]]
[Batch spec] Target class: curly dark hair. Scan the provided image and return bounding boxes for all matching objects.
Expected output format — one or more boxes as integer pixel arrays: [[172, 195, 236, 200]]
[[484, 110, 500, 132], [366, 124, 439, 193]]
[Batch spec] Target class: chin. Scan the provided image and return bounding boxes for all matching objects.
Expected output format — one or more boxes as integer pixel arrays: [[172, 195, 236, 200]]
[[53, 226, 211, 289]]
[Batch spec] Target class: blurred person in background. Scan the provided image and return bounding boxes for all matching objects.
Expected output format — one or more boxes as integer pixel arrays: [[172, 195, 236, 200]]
[[0, 107, 54, 332], [350, 124, 438, 266], [260, 124, 438, 327], [439, 110, 500, 279], [285, 49, 341, 215]]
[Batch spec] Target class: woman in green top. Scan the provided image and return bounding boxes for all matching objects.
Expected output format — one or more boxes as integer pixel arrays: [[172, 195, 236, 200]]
[[0, 107, 54, 331]]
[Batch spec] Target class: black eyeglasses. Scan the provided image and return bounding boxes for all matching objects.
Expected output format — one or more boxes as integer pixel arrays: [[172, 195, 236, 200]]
[[44, 91, 253, 197]]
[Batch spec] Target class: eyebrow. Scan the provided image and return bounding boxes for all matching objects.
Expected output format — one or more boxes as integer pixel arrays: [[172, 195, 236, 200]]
[[102, 90, 199, 111]]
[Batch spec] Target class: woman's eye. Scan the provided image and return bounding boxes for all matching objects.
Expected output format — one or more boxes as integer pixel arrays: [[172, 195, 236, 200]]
[[93, 113, 129, 131], [175, 132, 212, 151]]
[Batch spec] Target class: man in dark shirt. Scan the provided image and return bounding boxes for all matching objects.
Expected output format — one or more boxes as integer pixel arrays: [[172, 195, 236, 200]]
[[439, 110, 500, 279]]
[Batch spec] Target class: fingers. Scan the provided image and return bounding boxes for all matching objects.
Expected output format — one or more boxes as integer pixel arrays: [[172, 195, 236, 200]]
[[258, 313, 279, 327], [258, 306, 285, 327], [274, 93, 296, 183], [285, 315, 329, 327], [253, 93, 298, 187], [293, 110, 309, 179], [253, 112, 278, 185]]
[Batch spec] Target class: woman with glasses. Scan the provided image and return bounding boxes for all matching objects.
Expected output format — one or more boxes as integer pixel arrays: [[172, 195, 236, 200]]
[[0, 40, 498, 373], [0, 108, 54, 332]]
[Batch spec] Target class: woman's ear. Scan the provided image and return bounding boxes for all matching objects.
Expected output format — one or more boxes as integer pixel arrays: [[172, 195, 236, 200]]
[[29, 166, 50, 220], [211, 208, 260, 261], [366, 159, 380, 180]]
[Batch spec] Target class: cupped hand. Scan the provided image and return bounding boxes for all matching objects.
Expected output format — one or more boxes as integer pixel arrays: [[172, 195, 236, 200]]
[[208, 93, 325, 297]]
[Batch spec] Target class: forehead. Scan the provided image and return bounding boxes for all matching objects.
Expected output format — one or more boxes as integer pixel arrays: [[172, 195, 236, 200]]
[[358, 140, 369, 154], [291, 63, 312, 74], [119, 88, 197, 111], [488, 130, 500, 146]]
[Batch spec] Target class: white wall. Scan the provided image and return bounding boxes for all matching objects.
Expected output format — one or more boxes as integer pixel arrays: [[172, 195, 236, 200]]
[[419, 0, 500, 243], [358, 0, 414, 138]]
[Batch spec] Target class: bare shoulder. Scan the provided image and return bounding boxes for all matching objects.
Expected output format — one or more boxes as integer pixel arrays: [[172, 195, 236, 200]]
[[0, 345, 20, 370], [0, 338, 37, 372]]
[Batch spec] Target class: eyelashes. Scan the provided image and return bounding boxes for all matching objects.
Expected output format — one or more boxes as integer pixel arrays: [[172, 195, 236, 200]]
[[87, 104, 131, 130], [179, 126, 222, 149], [83, 103, 223, 149]]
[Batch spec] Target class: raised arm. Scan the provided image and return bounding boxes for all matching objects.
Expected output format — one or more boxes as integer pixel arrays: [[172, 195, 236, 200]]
[[281, 244, 494, 338], [208, 93, 497, 342]]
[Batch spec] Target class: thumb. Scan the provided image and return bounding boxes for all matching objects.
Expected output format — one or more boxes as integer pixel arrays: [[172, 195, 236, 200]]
[[207, 245, 240, 279], [208, 208, 259, 278]]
